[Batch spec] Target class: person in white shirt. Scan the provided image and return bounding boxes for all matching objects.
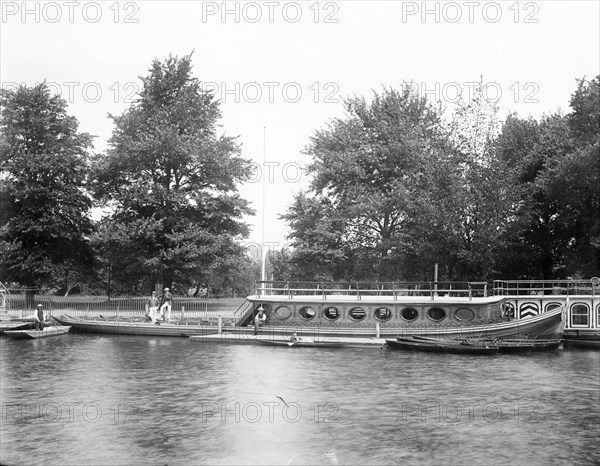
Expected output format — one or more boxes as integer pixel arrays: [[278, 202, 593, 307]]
[[254, 308, 267, 335], [159, 288, 172, 323]]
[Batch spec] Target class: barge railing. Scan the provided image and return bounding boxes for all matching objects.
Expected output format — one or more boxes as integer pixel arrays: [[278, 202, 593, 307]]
[[492, 279, 600, 296], [254, 281, 489, 300], [253, 278, 600, 300]]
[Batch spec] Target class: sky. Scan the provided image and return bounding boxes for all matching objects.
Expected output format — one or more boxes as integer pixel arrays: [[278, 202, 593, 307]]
[[1, 0, 599, 253]]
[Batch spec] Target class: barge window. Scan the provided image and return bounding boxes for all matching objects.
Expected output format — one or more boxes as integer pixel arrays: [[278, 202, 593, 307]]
[[427, 307, 447, 321], [275, 306, 292, 320], [374, 307, 392, 322], [571, 304, 589, 326], [298, 306, 316, 320], [324, 307, 340, 320], [348, 307, 366, 321], [545, 302, 562, 313], [400, 307, 419, 321], [455, 308, 474, 322]]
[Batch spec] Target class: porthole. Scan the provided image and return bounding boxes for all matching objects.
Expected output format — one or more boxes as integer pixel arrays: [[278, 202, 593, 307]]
[[427, 307, 447, 322], [324, 307, 340, 320], [298, 306, 316, 320], [455, 308, 474, 322], [348, 307, 366, 321], [275, 306, 292, 320], [374, 307, 392, 322], [400, 307, 419, 321]]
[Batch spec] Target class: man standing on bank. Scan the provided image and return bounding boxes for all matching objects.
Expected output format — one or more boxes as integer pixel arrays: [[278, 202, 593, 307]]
[[34, 304, 45, 330], [160, 288, 172, 323], [146, 291, 160, 324]]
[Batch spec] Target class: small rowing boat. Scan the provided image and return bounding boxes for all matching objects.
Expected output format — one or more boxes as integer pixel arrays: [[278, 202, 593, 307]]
[[386, 336, 499, 355], [502, 338, 564, 351], [4, 326, 71, 339], [0, 321, 36, 334], [257, 338, 349, 348], [413, 336, 565, 353]]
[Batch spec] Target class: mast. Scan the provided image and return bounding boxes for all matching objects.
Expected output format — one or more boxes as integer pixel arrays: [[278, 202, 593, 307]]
[[260, 126, 267, 291]]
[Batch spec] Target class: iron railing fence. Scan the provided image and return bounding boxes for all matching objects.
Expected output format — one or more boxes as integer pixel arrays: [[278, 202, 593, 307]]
[[3, 294, 244, 319]]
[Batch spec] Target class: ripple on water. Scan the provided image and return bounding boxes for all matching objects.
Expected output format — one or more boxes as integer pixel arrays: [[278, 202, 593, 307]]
[[1, 336, 599, 465]]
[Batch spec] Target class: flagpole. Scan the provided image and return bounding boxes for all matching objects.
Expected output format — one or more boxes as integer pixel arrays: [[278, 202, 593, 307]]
[[261, 126, 267, 289]]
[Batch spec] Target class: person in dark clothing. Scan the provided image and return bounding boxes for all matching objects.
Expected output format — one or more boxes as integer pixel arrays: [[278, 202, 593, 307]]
[[34, 304, 45, 330]]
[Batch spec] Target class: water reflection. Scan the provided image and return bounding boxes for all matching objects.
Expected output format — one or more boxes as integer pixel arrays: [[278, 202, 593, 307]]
[[1, 335, 599, 465]]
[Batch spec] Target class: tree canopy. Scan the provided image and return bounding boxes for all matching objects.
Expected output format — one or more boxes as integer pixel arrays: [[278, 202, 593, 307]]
[[279, 77, 599, 282], [0, 83, 94, 295], [92, 53, 254, 294], [1, 67, 597, 295]]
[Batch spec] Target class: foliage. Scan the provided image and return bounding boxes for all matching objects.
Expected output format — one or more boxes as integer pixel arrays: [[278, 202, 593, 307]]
[[496, 77, 599, 278], [281, 77, 599, 281], [0, 83, 94, 293], [92, 53, 253, 293], [280, 192, 347, 281], [289, 87, 451, 281], [439, 80, 516, 279]]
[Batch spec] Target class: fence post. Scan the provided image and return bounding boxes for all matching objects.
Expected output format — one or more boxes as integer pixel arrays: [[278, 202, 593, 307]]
[[181, 305, 185, 321], [218, 315, 222, 334]]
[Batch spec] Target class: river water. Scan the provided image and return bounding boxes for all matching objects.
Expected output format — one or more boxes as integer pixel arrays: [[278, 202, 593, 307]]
[[1, 333, 598, 466]]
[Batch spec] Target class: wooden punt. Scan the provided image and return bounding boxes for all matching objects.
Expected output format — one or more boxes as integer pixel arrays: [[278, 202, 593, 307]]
[[257, 338, 348, 348], [4, 326, 71, 339], [386, 337, 499, 355], [53, 314, 221, 337]]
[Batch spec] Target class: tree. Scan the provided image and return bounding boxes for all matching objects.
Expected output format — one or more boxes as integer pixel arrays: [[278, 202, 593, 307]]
[[0, 83, 94, 301], [494, 114, 545, 278], [93, 53, 253, 292], [495, 76, 599, 278], [440, 80, 515, 279], [297, 87, 451, 281], [538, 77, 599, 276], [280, 192, 348, 281]]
